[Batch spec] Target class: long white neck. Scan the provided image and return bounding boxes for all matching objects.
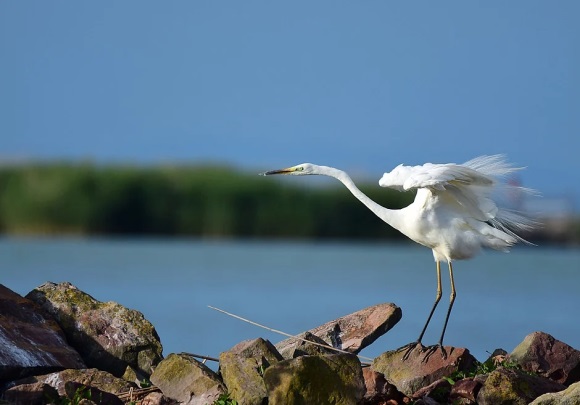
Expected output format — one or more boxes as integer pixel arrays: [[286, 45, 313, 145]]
[[317, 166, 403, 231]]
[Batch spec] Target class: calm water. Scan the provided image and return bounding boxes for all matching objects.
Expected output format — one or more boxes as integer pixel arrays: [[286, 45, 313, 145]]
[[2, 237, 579, 364]]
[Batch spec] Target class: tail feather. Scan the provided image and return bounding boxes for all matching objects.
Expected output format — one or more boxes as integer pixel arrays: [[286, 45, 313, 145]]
[[463, 154, 539, 245]]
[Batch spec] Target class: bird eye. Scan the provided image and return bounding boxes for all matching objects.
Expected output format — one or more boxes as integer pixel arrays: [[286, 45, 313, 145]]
[[296, 167, 304, 171]]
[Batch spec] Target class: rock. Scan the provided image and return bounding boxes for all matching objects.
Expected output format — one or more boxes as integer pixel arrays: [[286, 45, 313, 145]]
[[26, 281, 163, 377], [476, 367, 566, 405], [219, 338, 283, 405], [64, 381, 123, 405], [2, 382, 60, 405], [0, 284, 86, 381], [530, 381, 580, 404], [263, 353, 365, 405], [509, 331, 580, 385], [150, 353, 225, 404], [413, 397, 441, 405], [275, 303, 401, 356], [411, 378, 452, 403], [361, 367, 407, 404], [141, 391, 172, 405], [276, 332, 337, 360], [449, 378, 482, 404], [15, 368, 136, 397], [372, 345, 476, 396]]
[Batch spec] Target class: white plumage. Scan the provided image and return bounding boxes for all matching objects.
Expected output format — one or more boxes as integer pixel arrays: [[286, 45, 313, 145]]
[[262, 155, 536, 357], [377, 155, 534, 263]]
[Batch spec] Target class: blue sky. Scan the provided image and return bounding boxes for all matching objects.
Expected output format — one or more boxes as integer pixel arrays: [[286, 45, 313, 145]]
[[1, 2, 579, 208]]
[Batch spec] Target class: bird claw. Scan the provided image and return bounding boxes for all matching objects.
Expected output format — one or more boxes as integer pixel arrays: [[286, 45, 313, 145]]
[[421, 344, 447, 363], [396, 341, 424, 361]]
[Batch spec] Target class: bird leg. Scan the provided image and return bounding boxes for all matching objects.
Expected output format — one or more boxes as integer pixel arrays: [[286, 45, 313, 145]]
[[420, 262, 456, 361], [438, 262, 456, 352], [399, 261, 442, 360]]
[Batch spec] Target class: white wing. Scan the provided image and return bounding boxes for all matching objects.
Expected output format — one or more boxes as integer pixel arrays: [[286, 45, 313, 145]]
[[379, 161, 492, 191], [379, 155, 536, 240]]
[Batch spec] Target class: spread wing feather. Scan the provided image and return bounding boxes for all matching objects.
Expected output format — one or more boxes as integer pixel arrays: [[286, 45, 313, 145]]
[[379, 155, 536, 242]]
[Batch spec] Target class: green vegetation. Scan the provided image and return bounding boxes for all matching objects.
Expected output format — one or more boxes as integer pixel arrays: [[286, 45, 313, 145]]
[[0, 162, 413, 239], [213, 393, 238, 405], [444, 355, 528, 385], [49, 385, 91, 405]]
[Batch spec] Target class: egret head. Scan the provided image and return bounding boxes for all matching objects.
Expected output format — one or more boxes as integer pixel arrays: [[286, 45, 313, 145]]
[[261, 163, 318, 176]]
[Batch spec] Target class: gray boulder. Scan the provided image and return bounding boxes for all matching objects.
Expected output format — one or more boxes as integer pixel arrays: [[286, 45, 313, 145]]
[[26, 282, 163, 377], [530, 381, 580, 404], [0, 284, 85, 381], [150, 353, 225, 404], [276, 302, 401, 356], [263, 353, 365, 405], [219, 338, 283, 405], [510, 331, 580, 385]]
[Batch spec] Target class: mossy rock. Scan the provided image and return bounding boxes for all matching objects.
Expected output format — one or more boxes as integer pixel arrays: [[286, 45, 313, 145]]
[[26, 282, 163, 377], [263, 353, 364, 405], [477, 367, 566, 405], [219, 338, 283, 405], [150, 353, 225, 403]]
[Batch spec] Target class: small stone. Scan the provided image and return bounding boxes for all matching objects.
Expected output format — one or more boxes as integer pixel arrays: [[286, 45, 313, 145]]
[[141, 391, 171, 405], [509, 331, 580, 385]]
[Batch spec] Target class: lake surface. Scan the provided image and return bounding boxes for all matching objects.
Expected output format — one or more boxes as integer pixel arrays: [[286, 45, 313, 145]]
[[2, 237, 579, 365]]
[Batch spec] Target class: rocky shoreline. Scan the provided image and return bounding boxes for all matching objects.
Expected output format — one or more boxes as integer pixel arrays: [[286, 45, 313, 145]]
[[1, 282, 579, 404]]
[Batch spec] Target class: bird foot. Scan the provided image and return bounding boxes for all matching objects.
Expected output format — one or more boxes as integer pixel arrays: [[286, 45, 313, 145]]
[[396, 341, 424, 361], [421, 344, 447, 363]]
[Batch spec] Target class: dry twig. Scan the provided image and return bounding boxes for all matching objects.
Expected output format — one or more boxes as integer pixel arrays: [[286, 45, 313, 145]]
[[208, 305, 373, 364]]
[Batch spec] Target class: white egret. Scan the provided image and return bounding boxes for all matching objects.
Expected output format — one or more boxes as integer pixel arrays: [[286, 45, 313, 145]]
[[261, 155, 536, 358]]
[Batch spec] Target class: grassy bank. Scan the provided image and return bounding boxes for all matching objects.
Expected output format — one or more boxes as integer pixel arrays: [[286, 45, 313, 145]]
[[0, 163, 414, 239]]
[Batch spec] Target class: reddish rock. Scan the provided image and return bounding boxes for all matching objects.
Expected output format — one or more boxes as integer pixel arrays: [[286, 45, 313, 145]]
[[509, 331, 580, 385], [449, 378, 482, 403], [276, 303, 401, 355], [0, 284, 85, 381], [411, 378, 451, 403], [372, 345, 476, 396], [362, 367, 407, 404]]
